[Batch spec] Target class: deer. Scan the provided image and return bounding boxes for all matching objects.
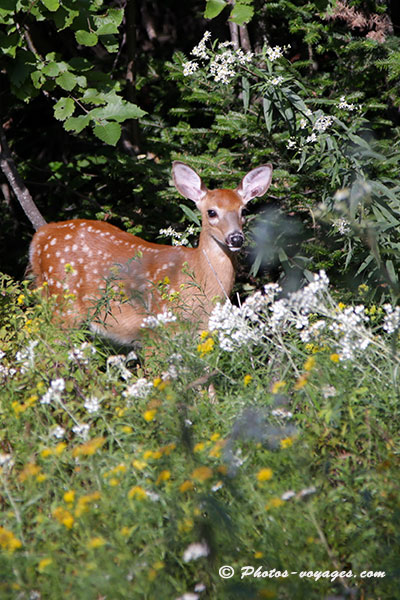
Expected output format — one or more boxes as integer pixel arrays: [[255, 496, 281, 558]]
[[29, 161, 273, 345]]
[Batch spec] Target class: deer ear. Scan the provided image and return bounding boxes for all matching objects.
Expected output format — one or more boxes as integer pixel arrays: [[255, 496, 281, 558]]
[[172, 162, 208, 205], [236, 164, 273, 204]]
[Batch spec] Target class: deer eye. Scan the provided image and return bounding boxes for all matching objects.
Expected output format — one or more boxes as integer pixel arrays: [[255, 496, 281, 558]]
[[207, 209, 218, 218]]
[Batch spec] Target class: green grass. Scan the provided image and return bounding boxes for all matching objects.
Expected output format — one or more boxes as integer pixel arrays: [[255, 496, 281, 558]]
[[0, 273, 399, 600]]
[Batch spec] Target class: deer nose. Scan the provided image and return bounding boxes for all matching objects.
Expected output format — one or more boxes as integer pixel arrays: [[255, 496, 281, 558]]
[[227, 231, 244, 249]]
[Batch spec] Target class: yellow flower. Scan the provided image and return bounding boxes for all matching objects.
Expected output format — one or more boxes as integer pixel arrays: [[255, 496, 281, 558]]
[[18, 462, 41, 482], [160, 442, 176, 455], [271, 380, 286, 394], [254, 551, 264, 559], [63, 490, 75, 504], [36, 473, 47, 483], [265, 497, 284, 510], [191, 466, 213, 482], [0, 527, 22, 552], [121, 425, 133, 433], [257, 468, 273, 482], [55, 442, 67, 455], [41, 448, 53, 458], [330, 353, 340, 363], [337, 302, 346, 310], [120, 526, 133, 537], [294, 374, 308, 390], [280, 436, 295, 449], [87, 537, 106, 549], [197, 337, 214, 357], [128, 486, 147, 500], [200, 330, 210, 339], [132, 459, 147, 470], [178, 518, 194, 533], [143, 409, 157, 422], [156, 470, 171, 485], [72, 437, 105, 458], [304, 356, 315, 371], [244, 374, 252, 386], [17, 294, 25, 305], [179, 480, 194, 493], [52, 507, 74, 529], [74, 491, 101, 517], [193, 442, 205, 453], [210, 433, 220, 441], [38, 558, 52, 572]]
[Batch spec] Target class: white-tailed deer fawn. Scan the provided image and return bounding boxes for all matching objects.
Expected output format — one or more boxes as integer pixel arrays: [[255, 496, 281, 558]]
[[29, 162, 273, 344]]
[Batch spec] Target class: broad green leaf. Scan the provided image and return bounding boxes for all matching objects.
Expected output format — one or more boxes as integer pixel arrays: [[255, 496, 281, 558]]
[[179, 204, 201, 226], [64, 114, 90, 133], [204, 0, 227, 19], [93, 8, 123, 35], [75, 30, 98, 47], [56, 71, 77, 91], [42, 62, 62, 77], [262, 97, 273, 133], [54, 97, 75, 121], [90, 97, 146, 122], [93, 121, 121, 146], [41, 0, 59, 11], [242, 77, 250, 112], [230, 2, 254, 25]]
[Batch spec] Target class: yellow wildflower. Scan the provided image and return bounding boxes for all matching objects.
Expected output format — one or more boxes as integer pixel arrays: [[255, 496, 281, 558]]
[[0, 527, 22, 552], [122, 425, 133, 434], [179, 480, 194, 493], [280, 436, 295, 449], [271, 381, 286, 394], [63, 490, 75, 504], [72, 437, 105, 458], [38, 558, 52, 572], [330, 353, 340, 363], [197, 337, 214, 357], [153, 377, 162, 387], [193, 442, 205, 453], [143, 409, 157, 422], [74, 491, 101, 517], [132, 459, 147, 470], [294, 374, 308, 390], [160, 442, 176, 455], [18, 462, 41, 482], [210, 433, 220, 441], [120, 526, 133, 537], [257, 468, 273, 482], [254, 551, 264, 559], [243, 374, 252, 386], [52, 507, 74, 529], [191, 466, 213, 482], [156, 470, 171, 485], [265, 497, 284, 510], [55, 442, 67, 455], [87, 537, 106, 549], [304, 356, 315, 371], [178, 518, 194, 533], [128, 486, 147, 500]]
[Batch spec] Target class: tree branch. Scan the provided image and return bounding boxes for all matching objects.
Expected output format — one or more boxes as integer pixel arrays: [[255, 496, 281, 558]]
[[0, 124, 46, 231]]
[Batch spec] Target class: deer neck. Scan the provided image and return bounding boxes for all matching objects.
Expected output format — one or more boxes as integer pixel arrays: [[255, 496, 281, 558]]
[[196, 229, 236, 300]]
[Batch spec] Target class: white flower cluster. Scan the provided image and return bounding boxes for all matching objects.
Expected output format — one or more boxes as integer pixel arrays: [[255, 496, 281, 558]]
[[50, 425, 66, 439], [0, 350, 16, 379], [383, 304, 400, 334], [67, 342, 96, 364], [107, 354, 134, 381], [141, 310, 177, 329], [40, 378, 65, 405], [123, 377, 153, 402], [15, 340, 39, 373], [333, 218, 351, 235], [313, 115, 334, 132], [208, 271, 381, 361], [266, 45, 284, 61], [182, 31, 253, 85], [159, 224, 197, 246], [338, 96, 358, 111], [72, 423, 90, 439], [182, 541, 210, 562], [84, 396, 101, 414]]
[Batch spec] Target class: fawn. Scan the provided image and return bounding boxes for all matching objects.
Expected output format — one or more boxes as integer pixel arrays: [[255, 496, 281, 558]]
[[29, 161, 273, 344]]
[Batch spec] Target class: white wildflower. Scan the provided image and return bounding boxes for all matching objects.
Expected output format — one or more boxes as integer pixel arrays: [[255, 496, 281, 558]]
[[287, 138, 297, 149], [0, 453, 14, 472], [333, 218, 351, 235], [383, 304, 400, 334], [266, 45, 283, 61], [271, 408, 293, 419], [107, 355, 133, 381], [313, 115, 334, 132], [15, 340, 39, 373], [281, 490, 296, 501], [191, 31, 211, 59], [123, 378, 153, 400], [84, 396, 101, 414], [270, 75, 284, 86], [305, 132, 318, 144], [209, 52, 236, 84], [141, 310, 177, 329], [40, 378, 65, 405], [183, 61, 199, 77], [338, 96, 358, 111], [299, 118, 308, 129], [236, 48, 253, 64], [67, 342, 96, 364], [183, 541, 210, 562], [50, 426, 65, 439], [72, 423, 90, 439]]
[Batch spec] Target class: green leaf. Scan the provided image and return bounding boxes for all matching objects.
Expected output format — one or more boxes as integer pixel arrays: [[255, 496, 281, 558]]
[[179, 204, 201, 226], [93, 8, 123, 35], [56, 71, 77, 91], [40, 0, 60, 11], [75, 30, 98, 47], [242, 77, 250, 112], [64, 114, 90, 133], [90, 95, 146, 122], [230, 2, 254, 25], [54, 97, 75, 121], [204, 0, 227, 19], [263, 97, 273, 133], [42, 62, 62, 77], [93, 121, 121, 146]]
